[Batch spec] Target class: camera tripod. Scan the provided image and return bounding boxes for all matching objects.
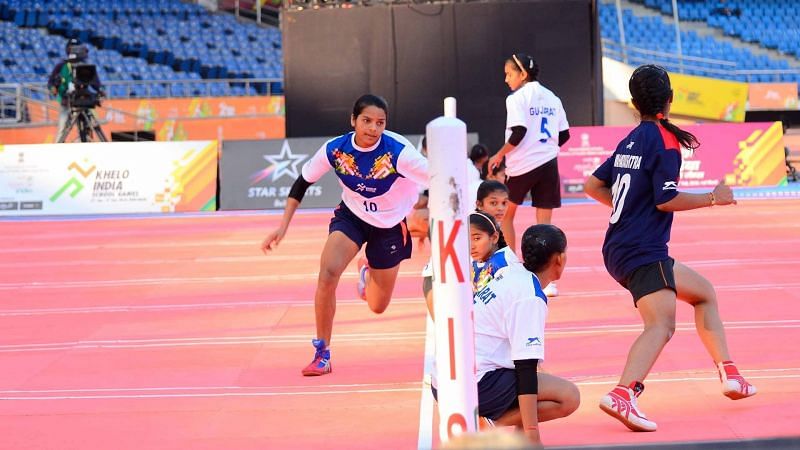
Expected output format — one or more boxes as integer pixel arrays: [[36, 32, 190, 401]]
[[56, 107, 108, 143]]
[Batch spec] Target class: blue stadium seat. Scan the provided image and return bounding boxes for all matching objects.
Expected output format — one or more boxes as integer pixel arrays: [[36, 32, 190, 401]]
[[600, 1, 799, 85], [0, 0, 282, 98]]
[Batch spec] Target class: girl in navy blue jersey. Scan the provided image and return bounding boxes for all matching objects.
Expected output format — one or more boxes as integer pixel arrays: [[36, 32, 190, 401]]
[[262, 94, 428, 376], [584, 65, 756, 433]]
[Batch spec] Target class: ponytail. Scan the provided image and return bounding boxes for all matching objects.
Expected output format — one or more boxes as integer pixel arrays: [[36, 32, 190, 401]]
[[659, 118, 699, 150]]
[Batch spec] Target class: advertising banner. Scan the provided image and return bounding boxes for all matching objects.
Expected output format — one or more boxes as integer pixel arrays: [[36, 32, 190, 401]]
[[0, 141, 217, 215], [220, 133, 478, 211], [748, 83, 799, 110], [670, 73, 748, 122], [2, 96, 285, 145], [220, 137, 342, 210], [559, 122, 786, 198]]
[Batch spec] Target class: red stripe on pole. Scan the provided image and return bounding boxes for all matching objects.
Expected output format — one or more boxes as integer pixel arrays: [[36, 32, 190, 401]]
[[448, 317, 456, 380], [438, 219, 465, 284]]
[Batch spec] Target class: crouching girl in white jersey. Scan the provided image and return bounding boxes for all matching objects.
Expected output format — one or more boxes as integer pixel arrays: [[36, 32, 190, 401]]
[[432, 224, 579, 447]]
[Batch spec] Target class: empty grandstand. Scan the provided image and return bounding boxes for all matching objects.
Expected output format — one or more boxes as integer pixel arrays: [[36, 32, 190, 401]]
[[0, 0, 282, 99], [600, 0, 800, 84]]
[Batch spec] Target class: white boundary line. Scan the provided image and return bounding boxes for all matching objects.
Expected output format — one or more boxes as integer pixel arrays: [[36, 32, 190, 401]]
[[4, 275, 800, 292], [1, 319, 797, 353], [416, 315, 435, 450], [0, 297, 427, 317], [2, 371, 799, 402], [3, 279, 800, 315]]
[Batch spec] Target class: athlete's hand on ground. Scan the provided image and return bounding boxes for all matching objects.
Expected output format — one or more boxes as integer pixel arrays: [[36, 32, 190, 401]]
[[524, 430, 543, 449], [712, 183, 737, 206], [261, 228, 286, 254]]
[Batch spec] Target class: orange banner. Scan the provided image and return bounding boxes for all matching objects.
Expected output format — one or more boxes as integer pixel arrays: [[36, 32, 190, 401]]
[[4, 96, 285, 144], [748, 83, 798, 110]]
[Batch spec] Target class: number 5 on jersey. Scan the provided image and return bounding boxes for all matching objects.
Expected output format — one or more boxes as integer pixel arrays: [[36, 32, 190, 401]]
[[609, 173, 631, 224], [539, 117, 553, 143]]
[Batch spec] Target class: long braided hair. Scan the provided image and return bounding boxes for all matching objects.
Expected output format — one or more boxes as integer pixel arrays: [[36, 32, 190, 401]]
[[629, 65, 699, 150]]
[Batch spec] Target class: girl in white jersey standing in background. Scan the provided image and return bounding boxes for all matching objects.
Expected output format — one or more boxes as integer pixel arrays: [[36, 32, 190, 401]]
[[488, 53, 570, 296], [261, 94, 428, 376]]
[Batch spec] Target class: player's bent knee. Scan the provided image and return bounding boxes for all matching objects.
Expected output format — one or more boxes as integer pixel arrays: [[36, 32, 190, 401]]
[[367, 296, 392, 314], [555, 382, 580, 418], [564, 382, 581, 415]]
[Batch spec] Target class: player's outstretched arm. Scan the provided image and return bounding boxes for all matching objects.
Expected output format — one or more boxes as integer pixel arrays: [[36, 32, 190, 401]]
[[261, 197, 300, 254], [584, 175, 613, 207], [656, 182, 736, 212]]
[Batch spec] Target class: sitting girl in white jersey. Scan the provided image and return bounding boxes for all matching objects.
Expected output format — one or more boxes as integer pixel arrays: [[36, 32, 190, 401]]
[[471, 224, 579, 446], [432, 224, 579, 446]]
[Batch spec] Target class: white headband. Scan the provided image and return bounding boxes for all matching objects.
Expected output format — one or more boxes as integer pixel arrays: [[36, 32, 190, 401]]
[[471, 211, 497, 234]]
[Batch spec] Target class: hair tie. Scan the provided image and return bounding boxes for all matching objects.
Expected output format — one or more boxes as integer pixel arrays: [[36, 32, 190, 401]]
[[656, 112, 665, 120]]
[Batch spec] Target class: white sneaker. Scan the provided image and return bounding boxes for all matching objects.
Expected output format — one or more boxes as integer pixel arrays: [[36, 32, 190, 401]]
[[599, 384, 657, 432], [356, 256, 368, 301], [543, 282, 558, 297]]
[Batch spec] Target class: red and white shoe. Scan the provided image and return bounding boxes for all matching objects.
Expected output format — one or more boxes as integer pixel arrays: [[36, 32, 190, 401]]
[[599, 382, 657, 432], [356, 257, 369, 301], [718, 361, 757, 400]]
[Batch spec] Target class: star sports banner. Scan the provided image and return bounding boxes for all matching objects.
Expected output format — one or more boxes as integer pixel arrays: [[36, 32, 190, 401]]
[[0, 141, 217, 215], [220, 134, 477, 210], [220, 138, 342, 210], [559, 122, 786, 198]]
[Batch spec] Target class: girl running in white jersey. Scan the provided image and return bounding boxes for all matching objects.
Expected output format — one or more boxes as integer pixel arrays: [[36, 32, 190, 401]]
[[262, 94, 428, 376]]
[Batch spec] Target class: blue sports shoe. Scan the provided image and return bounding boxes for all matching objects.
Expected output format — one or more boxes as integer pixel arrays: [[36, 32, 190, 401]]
[[301, 338, 331, 376]]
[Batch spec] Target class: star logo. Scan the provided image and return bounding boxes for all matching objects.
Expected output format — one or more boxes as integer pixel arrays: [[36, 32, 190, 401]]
[[253, 140, 307, 184]]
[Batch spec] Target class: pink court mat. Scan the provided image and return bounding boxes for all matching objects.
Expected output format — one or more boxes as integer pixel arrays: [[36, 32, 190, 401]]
[[1, 198, 798, 449]]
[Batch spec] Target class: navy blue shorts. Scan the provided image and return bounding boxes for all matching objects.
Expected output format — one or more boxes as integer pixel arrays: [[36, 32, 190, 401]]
[[329, 202, 412, 270], [430, 368, 519, 421]]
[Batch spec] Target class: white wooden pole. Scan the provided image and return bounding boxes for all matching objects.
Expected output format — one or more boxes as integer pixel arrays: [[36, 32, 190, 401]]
[[426, 97, 478, 443]]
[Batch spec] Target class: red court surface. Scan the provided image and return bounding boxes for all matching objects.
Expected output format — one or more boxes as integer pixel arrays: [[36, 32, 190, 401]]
[[1, 198, 799, 449]]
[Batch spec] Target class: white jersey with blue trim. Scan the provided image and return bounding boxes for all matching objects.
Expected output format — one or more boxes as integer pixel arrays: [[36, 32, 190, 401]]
[[473, 263, 548, 382], [302, 130, 429, 228], [504, 81, 569, 176], [471, 246, 521, 293]]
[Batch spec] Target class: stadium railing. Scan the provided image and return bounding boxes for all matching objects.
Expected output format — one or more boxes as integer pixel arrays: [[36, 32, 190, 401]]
[[602, 39, 800, 83]]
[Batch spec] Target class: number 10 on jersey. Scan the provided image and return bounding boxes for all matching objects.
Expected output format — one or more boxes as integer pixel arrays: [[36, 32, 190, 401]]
[[609, 173, 631, 224]]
